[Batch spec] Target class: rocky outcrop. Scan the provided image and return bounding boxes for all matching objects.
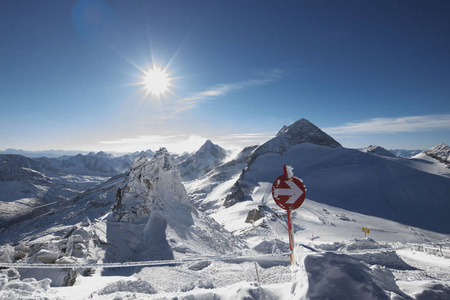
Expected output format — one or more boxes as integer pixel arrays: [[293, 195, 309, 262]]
[[108, 148, 241, 262], [112, 148, 190, 223]]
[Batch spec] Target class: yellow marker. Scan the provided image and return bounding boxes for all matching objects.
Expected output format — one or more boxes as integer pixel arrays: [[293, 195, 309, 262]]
[[362, 227, 370, 237]]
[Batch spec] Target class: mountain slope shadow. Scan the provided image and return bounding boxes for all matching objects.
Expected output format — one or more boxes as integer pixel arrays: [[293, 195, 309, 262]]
[[103, 211, 175, 276]]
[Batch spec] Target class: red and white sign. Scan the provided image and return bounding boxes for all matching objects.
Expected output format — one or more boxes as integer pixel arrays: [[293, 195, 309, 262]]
[[272, 169, 305, 210]]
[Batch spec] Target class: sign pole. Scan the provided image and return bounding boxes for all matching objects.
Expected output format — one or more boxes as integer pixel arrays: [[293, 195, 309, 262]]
[[287, 206, 295, 265], [272, 164, 306, 267]]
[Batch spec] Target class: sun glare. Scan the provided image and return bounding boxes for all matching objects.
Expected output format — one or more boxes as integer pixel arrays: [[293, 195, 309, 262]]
[[142, 66, 172, 98]]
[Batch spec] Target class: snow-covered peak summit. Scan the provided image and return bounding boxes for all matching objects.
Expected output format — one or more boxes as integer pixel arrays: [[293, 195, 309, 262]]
[[422, 143, 450, 167], [253, 118, 341, 157], [178, 140, 228, 181], [196, 140, 227, 159], [95, 151, 113, 158], [361, 145, 396, 157], [276, 118, 341, 147], [198, 139, 216, 151]]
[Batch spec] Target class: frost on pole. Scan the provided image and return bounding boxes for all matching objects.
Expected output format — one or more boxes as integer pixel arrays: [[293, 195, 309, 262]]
[[285, 165, 294, 179]]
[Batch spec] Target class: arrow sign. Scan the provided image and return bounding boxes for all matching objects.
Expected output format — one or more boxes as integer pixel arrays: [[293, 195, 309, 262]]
[[272, 169, 306, 211], [274, 180, 304, 204]]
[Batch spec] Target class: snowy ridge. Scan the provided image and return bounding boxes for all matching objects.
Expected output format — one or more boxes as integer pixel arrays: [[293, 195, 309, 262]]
[[422, 143, 450, 167], [361, 145, 396, 157], [390, 149, 423, 158]]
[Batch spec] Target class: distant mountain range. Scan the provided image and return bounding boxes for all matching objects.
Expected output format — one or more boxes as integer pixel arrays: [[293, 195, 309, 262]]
[[389, 149, 423, 158]]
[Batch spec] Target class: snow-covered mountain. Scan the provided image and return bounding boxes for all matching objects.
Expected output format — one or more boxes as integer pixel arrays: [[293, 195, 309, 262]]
[[390, 149, 423, 158], [0, 149, 90, 158], [184, 145, 258, 212], [0, 149, 240, 287], [0, 152, 128, 228], [421, 143, 450, 167], [361, 145, 396, 157], [128, 149, 156, 160], [251, 118, 341, 159], [224, 118, 341, 208], [178, 140, 229, 181], [1, 118, 450, 299], [0, 155, 61, 226], [220, 119, 450, 234], [50, 153, 133, 176]]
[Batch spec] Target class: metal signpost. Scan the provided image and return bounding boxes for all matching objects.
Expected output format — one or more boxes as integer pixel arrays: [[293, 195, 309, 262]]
[[272, 165, 306, 265]]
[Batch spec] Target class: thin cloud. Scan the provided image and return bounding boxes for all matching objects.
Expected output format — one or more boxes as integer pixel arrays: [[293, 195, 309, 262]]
[[324, 115, 450, 135], [172, 69, 283, 114], [220, 132, 276, 140], [216, 132, 276, 149], [99, 134, 206, 153]]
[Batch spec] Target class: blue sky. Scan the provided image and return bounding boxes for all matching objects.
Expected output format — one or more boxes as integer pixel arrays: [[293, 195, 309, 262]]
[[1, 0, 450, 153]]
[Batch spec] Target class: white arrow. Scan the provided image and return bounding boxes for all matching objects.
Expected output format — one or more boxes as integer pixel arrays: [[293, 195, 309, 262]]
[[274, 180, 304, 204]]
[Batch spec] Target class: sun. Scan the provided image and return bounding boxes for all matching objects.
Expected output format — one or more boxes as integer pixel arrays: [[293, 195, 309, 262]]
[[142, 66, 172, 98]]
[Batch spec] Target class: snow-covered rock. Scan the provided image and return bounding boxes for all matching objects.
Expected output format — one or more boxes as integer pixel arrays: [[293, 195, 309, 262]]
[[0, 273, 51, 299], [99, 279, 157, 295], [107, 148, 241, 262], [112, 148, 192, 224], [301, 252, 411, 299]]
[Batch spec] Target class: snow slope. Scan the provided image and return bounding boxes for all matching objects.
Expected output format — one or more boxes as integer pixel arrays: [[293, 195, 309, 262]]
[[418, 143, 450, 167], [222, 120, 450, 233]]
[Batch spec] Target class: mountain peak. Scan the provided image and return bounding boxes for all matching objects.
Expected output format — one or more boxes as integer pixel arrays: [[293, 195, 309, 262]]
[[361, 145, 396, 157], [423, 143, 450, 167], [95, 151, 112, 158], [203, 139, 214, 146], [253, 118, 341, 157], [275, 118, 341, 148], [178, 140, 228, 181], [197, 140, 225, 155], [276, 118, 310, 137]]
